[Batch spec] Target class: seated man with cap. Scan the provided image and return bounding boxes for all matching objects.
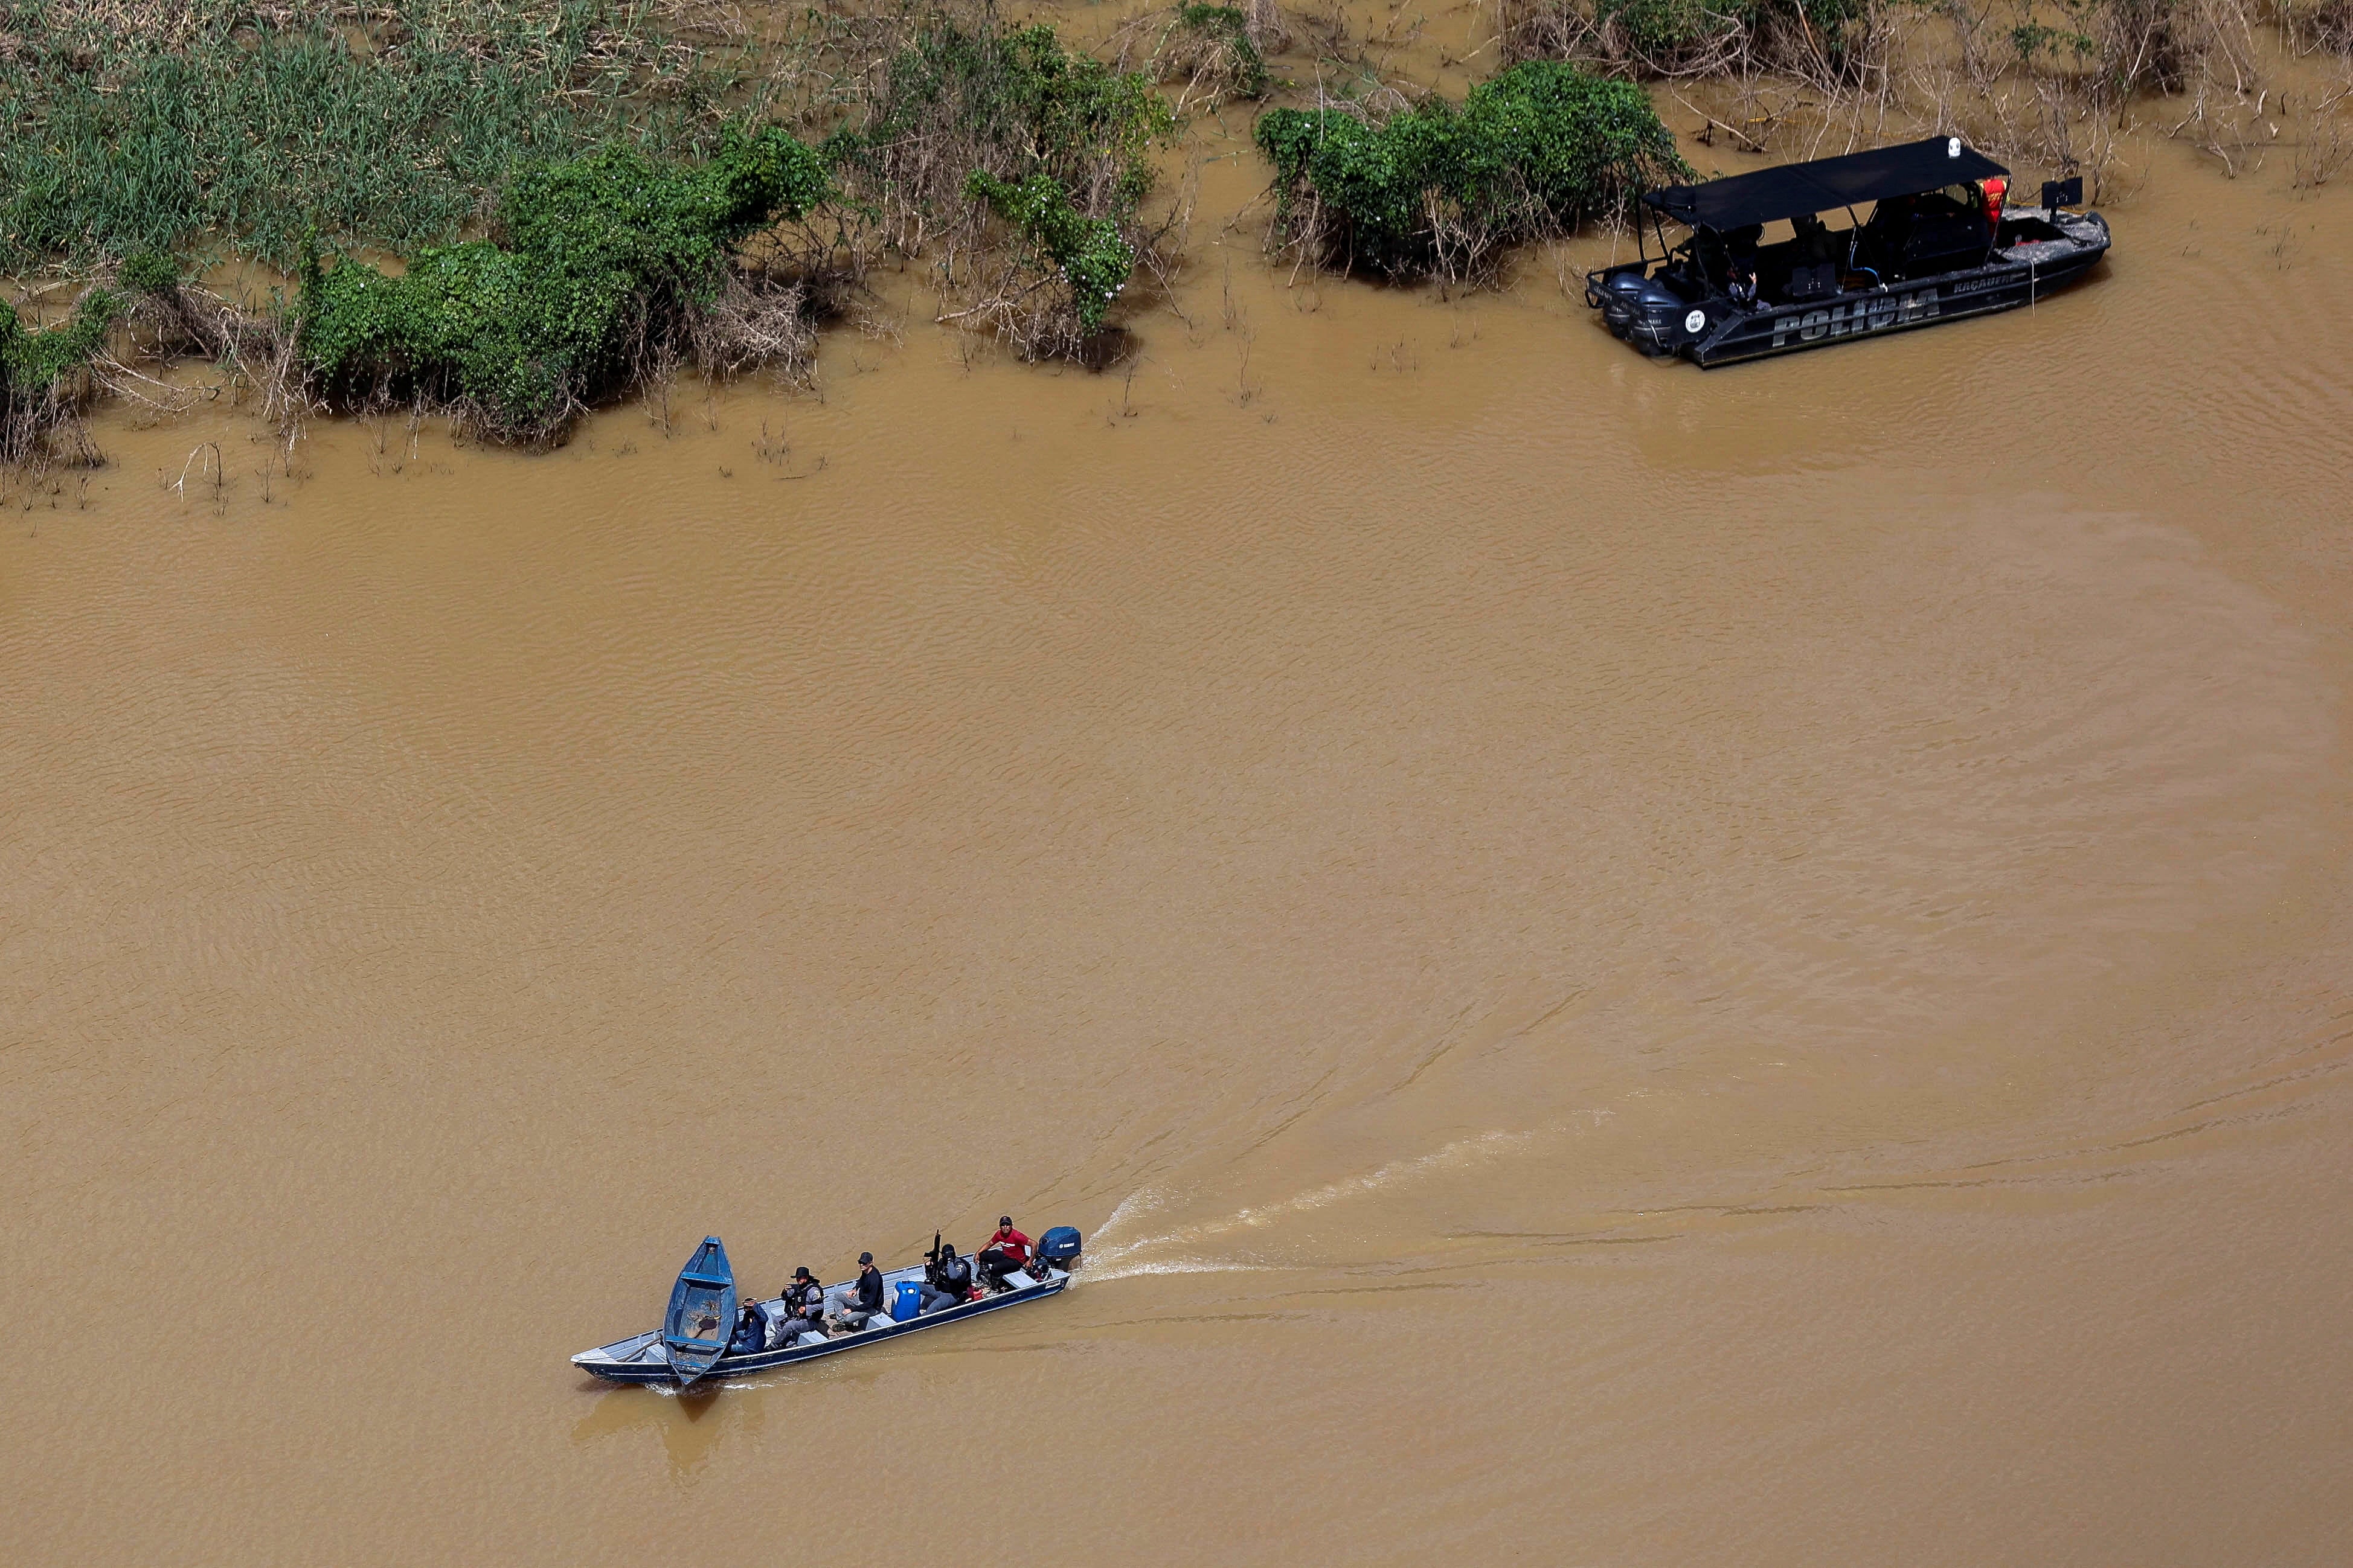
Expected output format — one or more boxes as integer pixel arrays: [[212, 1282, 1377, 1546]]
[[975, 1217, 1034, 1291], [777, 1266, 829, 1344], [829, 1250, 887, 1330]]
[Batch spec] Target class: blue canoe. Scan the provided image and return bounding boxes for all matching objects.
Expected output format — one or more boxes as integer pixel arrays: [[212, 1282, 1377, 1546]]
[[661, 1237, 738, 1386]]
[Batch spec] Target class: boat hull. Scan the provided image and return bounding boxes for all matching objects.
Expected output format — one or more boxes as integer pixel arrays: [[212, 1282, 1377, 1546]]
[[1588, 209, 2110, 366], [575, 1269, 1069, 1384], [1692, 223, 2107, 365]]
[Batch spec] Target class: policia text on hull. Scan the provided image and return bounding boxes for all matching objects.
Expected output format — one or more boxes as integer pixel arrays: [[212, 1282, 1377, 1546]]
[[1585, 138, 2110, 365]]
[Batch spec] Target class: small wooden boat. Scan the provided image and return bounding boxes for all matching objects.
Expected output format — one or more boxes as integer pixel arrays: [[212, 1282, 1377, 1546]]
[[574, 1230, 1080, 1386], [660, 1237, 738, 1387]]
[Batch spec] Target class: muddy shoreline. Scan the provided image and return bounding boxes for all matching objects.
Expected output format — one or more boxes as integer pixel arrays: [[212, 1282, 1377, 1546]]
[[4, 0, 2347, 470]]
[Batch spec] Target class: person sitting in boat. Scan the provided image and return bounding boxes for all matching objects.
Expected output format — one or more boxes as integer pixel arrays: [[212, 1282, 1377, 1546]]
[[830, 1250, 886, 1330], [1727, 257, 1759, 307], [917, 1242, 973, 1313], [1729, 228, 1764, 303], [779, 1266, 829, 1343], [728, 1300, 766, 1357], [976, 1218, 1034, 1291]]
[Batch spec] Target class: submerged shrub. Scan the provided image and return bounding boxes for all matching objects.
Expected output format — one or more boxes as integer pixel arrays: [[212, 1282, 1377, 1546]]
[[965, 172, 1136, 333], [1172, 5, 1273, 100], [831, 14, 1173, 354], [837, 18, 1173, 234], [1, 287, 123, 461], [118, 249, 183, 298], [1501, 0, 1876, 83], [300, 129, 831, 441], [1596, 0, 1755, 66], [1112, 0, 1288, 106], [1256, 61, 1689, 277]]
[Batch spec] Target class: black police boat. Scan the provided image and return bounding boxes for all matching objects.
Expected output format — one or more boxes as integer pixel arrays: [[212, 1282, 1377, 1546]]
[[1585, 136, 2109, 365]]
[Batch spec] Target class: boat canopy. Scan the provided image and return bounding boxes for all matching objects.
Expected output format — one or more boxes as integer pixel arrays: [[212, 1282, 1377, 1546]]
[[1644, 137, 2009, 231]]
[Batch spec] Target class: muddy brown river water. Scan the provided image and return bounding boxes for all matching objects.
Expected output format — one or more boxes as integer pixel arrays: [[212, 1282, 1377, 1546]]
[[5, 95, 2352, 1564]]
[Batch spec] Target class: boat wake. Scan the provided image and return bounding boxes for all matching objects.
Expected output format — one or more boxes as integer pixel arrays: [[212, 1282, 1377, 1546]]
[[1080, 1130, 1532, 1282]]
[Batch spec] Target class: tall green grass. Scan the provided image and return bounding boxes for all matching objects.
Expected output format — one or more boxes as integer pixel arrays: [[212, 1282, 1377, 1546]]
[[0, 0, 757, 272]]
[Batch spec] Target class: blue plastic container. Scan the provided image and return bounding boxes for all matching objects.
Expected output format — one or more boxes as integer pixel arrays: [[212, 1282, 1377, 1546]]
[[891, 1279, 922, 1322]]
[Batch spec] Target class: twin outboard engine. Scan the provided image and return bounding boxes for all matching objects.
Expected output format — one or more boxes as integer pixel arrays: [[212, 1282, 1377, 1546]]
[[1596, 268, 1709, 357], [1038, 1226, 1082, 1270], [1597, 269, 1651, 340]]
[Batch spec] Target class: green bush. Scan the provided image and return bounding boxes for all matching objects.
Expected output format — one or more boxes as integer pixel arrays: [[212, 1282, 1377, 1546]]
[[2, 290, 121, 390], [118, 250, 182, 298], [300, 128, 830, 441], [1, 287, 123, 456], [1256, 61, 1689, 275], [965, 171, 1136, 332]]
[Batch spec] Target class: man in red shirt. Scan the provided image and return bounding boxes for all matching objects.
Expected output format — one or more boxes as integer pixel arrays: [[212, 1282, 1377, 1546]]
[[975, 1217, 1033, 1291]]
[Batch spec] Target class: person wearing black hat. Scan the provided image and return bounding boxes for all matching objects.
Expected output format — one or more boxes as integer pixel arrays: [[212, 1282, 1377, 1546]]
[[830, 1250, 886, 1330], [976, 1217, 1033, 1292], [778, 1266, 829, 1344]]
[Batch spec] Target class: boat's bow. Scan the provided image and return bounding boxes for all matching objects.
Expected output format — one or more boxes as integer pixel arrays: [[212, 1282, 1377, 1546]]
[[660, 1236, 736, 1386]]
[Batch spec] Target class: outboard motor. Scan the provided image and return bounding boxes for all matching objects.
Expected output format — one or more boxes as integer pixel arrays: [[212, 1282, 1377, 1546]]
[[1626, 278, 1695, 357], [1038, 1226, 1082, 1270], [1599, 269, 1650, 340]]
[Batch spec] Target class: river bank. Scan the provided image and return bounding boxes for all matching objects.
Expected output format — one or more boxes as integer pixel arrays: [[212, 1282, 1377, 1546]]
[[3, 0, 2346, 463]]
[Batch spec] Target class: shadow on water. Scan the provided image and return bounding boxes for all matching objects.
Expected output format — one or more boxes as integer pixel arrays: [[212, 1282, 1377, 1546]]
[[1077, 325, 1137, 371], [571, 1381, 757, 1482]]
